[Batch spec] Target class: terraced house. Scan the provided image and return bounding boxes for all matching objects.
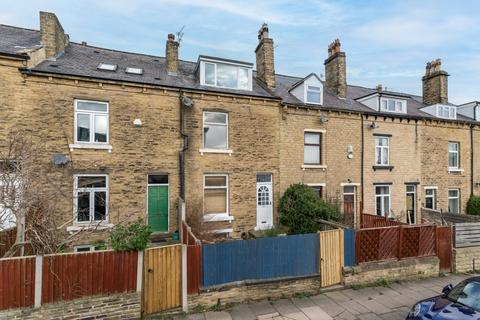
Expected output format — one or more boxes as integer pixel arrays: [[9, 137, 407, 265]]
[[1, 12, 479, 246]]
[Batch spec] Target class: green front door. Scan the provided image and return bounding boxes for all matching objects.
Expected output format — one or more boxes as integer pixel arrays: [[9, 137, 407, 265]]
[[148, 185, 169, 232]]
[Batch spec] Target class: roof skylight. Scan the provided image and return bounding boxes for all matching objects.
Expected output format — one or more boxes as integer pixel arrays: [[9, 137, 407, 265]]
[[125, 67, 143, 75], [97, 63, 117, 71]]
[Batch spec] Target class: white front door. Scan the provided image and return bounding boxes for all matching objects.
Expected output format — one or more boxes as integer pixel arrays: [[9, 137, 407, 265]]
[[256, 174, 273, 230]]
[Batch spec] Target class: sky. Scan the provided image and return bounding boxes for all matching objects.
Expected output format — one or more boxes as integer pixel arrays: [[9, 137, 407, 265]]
[[2, 0, 479, 104]]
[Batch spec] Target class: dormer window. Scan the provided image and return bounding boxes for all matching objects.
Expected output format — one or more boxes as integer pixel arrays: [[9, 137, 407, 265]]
[[199, 56, 253, 91], [437, 105, 456, 119], [306, 86, 321, 104], [380, 98, 406, 113]]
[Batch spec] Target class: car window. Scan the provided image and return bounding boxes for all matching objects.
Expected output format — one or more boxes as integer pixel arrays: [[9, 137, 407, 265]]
[[448, 280, 480, 311]]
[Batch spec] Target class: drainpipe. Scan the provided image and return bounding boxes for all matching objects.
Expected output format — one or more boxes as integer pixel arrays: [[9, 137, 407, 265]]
[[360, 114, 365, 216], [179, 91, 191, 200], [471, 123, 474, 197]]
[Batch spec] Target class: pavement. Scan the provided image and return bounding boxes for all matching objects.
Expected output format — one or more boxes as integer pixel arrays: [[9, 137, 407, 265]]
[[181, 274, 471, 320]]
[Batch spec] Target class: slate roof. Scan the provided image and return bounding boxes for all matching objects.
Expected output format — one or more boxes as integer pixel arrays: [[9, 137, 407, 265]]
[[0, 24, 475, 122]]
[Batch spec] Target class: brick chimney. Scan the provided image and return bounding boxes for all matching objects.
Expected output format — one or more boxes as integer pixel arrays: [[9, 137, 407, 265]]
[[324, 39, 346, 98], [422, 59, 449, 105], [166, 33, 179, 76], [255, 23, 275, 88], [39, 11, 68, 59]]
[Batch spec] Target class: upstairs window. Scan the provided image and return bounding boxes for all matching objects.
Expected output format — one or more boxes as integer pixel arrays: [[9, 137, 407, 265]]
[[380, 98, 406, 113], [203, 112, 228, 150], [306, 86, 321, 104], [375, 136, 389, 165], [200, 58, 252, 90], [448, 142, 459, 169], [74, 175, 108, 223], [304, 132, 321, 165], [74, 100, 109, 144], [437, 105, 456, 119]]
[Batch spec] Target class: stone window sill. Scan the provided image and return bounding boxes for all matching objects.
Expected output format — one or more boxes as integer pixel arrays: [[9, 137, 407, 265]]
[[67, 223, 114, 233], [69, 143, 112, 153], [203, 214, 234, 222], [301, 164, 327, 171], [448, 168, 464, 173], [199, 148, 233, 156], [373, 165, 394, 171]]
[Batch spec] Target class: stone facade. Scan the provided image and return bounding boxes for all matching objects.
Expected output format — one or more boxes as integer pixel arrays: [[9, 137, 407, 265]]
[[344, 256, 440, 286], [255, 24, 276, 88], [422, 59, 449, 105], [324, 39, 346, 98], [39, 11, 68, 59], [166, 34, 179, 75], [0, 292, 140, 320]]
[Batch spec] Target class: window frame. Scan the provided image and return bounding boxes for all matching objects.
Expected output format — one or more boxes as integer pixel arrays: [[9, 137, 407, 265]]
[[425, 187, 437, 210], [304, 131, 322, 165], [375, 185, 391, 217], [203, 174, 229, 219], [380, 98, 406, 113], [305, 85, 322, 105], [374, 136, 390, 166], [448, 188, 460, 214], [448, 142, 460, 169], [202, 111, 229, 150], [73, 174, 109, 224], [200, 60, 252, 91], [74, 99, 109, 145], [437, 105, 456, 119]]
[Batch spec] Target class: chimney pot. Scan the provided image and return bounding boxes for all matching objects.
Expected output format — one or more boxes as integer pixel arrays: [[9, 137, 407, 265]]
[[376, 84, 383, 92], [255, 23, 275, 88], [81, 41, 87, 46], [324, 38, 347, 98], [168, 33, 175, 41]]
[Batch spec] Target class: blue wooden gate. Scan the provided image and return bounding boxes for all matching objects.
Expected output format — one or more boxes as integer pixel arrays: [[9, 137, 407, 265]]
[[202, 233, 319, 287], [344, 228, 356, 267]]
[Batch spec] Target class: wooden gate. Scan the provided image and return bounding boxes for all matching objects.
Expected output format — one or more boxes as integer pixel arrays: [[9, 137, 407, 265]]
[[143, 245, 182, 315], [436, 226, 452, 272], [319, 229, 344, 287]]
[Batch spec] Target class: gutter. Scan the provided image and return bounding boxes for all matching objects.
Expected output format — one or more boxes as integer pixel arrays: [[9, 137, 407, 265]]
[[0, 52, 30, 60]]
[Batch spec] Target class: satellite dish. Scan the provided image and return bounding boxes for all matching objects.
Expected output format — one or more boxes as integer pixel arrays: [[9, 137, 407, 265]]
[[181, 95, 194, 108]]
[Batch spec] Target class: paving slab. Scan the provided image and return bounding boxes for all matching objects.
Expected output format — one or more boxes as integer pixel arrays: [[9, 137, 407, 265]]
[[309, 295, 346, 317], [271, 299, 301, 316], [231, 304, 256, 320], [250, 300, 277, 317], [300, 306, 333, 320], [187, 314, 206, 320], [334, 309, 357, 320], [339, 300, 370, 314], [205, 311, 232, 320], [282, 312, 310, 320], [357, 313, 383, 320], [292, 297, 317, 308]]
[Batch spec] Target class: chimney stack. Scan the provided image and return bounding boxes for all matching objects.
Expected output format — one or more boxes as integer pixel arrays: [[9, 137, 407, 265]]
[[324, 39, 346, 98], [255, 23, 275, 88], [166, 33, 179, 76], [40, 11, 69, 59], [422, 59, 449, 105]]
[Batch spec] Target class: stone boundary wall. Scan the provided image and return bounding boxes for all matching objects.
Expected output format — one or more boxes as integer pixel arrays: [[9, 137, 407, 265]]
[[344, 256, 439, 286], [453, 247, 480, 273], [189, 277, 321, 308], [0, 292, 140, 320]]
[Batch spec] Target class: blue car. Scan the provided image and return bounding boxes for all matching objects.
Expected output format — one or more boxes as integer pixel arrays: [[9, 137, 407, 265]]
[[407, 277, 480, 319]]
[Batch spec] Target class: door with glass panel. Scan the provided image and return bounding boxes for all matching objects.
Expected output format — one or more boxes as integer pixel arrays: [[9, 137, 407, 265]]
[[147, 175, 169, 232], [406, 185, 416, 224], [343, 186, 356, 227], [256, 174, 273, 230], [375, 185, 390, 217]]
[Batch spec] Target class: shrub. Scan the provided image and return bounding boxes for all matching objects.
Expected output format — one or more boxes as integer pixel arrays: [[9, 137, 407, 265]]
[[110, 218, 152, 251], [466, 195, 480, 215], [279, 183, 342, 234]]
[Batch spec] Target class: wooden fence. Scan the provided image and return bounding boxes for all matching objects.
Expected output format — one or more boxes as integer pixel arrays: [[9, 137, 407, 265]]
[[360, 213, 405, 228], [0, 250, 139, 312], [436, 226, 452, 272], [454, 223, 480, 247], [42, 250, 138, 303], [201, 233, 319, 287], [319, 229, 344, 287], [0, 256, 35, 310], [356, 224, 437, 263], [186, 244, 201, 294]]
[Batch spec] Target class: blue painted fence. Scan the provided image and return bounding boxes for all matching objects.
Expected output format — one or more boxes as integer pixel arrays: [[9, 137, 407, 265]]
[[202, 233, 319, 287], [344, 228, 356, 267]]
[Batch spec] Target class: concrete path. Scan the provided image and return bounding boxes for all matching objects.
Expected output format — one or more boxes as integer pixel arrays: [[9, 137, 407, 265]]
[[183, 274, 470, 320]]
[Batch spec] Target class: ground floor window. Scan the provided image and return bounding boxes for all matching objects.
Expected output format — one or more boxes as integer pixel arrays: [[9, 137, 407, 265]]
[[204, 174, 228, 215], [448, 189, 460, 214], [425, 188, 436, 210], [74, 175, 108, 223], [309, 185, 323, 198], [74, 245, 100, 252], [375, 185, 390, 217]]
